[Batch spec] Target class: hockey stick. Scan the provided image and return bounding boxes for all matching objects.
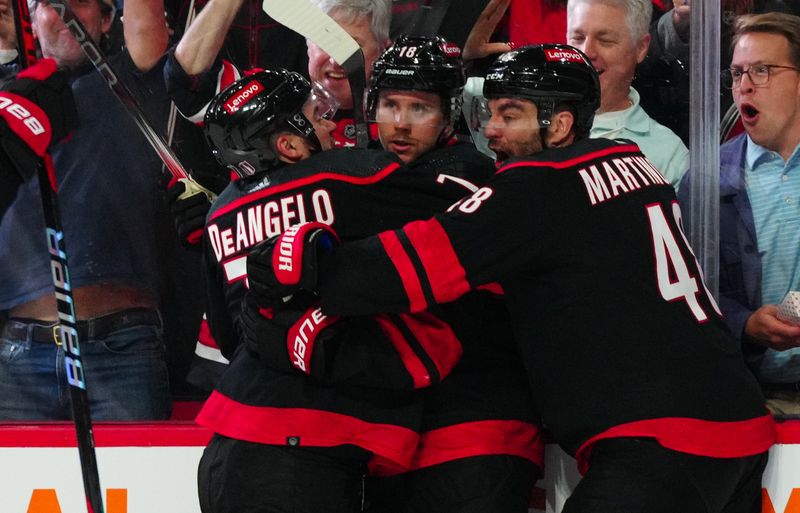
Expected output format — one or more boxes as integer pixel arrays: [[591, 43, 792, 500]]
[[12, 4, 105, 513], [262, 0, 370, 148], [45, 0, 216, 201]]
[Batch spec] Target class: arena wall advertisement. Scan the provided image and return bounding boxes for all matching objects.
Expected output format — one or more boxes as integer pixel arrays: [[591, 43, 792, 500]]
[[0, 421, 798, 513]]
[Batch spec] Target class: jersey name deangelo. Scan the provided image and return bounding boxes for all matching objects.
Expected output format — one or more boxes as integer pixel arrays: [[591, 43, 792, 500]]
[[207, 190, 335, 262]]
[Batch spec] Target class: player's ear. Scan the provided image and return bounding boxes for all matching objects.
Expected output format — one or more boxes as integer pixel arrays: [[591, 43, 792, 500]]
[[545, 110, 575, 148], [275, 133, 310, 163]]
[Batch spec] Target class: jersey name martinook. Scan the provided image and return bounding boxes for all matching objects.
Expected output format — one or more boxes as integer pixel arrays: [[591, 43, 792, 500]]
[[577, 154, 669, 206]]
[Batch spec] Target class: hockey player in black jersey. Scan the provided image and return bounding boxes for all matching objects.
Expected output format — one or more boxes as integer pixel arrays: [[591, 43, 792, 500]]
[[244, 35, 541, 513], [365, 35, 539, 513], [247, 44, 777, 513], [195, 54, 539, 512]]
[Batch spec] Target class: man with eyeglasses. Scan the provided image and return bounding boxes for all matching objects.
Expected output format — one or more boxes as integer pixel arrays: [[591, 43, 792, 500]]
[[680, 12, 800, 415]]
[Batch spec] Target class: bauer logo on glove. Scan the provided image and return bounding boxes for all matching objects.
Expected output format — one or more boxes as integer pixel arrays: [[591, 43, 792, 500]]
[[247, 222, 340, 305], [272, 222, 340, 286]]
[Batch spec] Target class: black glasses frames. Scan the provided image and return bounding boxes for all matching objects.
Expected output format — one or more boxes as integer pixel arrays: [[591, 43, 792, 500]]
[[722, 64, 800, 89]]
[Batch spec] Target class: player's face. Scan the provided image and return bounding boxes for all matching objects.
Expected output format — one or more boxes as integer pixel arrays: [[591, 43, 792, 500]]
[[566, 1, 649, 113], [484, 98, 543, 161], [303, 99, 337, 152], [307, 12, 383, 110], [31, 0, 112, 69], [731, 32, 800, 159], [375, 90, 446, 164]]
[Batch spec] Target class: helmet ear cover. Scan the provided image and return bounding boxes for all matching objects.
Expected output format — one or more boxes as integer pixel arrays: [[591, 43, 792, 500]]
[[366, 35, 466, 140]]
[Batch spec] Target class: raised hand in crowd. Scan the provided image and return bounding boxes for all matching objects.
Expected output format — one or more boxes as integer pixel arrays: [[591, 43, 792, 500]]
[[670, 0, 691, 39], [462, 0, 512, 60]]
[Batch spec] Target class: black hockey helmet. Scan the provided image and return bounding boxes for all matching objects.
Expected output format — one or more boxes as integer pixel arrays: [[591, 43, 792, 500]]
[[367, 35, 465, 134], [204, 69, 332, 177], [483, 44, 600, 138]]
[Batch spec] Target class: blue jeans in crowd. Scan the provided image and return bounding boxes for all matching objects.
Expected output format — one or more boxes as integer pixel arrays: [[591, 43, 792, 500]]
[[0, 309, 171, 421]]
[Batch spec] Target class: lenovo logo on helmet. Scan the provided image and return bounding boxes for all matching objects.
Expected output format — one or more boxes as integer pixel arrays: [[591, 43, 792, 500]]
[[224, 81, 265, 114], [440, 42, 461, 57], [544, 49, 584, 63]]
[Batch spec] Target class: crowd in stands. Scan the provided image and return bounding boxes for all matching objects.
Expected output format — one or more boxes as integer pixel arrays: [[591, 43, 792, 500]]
[[0, 0, 799, 510]]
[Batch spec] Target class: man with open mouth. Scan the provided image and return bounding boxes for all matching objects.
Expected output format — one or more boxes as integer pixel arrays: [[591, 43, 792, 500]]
[[680, 11, 800, 416]]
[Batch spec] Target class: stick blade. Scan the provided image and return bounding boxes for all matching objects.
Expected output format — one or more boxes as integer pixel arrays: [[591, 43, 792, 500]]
[[262, 0, 361, 73]]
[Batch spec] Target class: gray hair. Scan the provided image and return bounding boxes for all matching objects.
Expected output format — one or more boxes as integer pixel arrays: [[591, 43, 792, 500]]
[[310, 0, 392, 44], [567, 0, 652, 44]]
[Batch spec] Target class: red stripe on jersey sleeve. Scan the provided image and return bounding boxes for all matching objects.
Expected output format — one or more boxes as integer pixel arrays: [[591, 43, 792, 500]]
[[378, 230, 428, 312], [374, 315, 432, 389], [497, 144, 640, 174], [404, 219, 471, 304], [574, 414, 776, 475], [209, 162, 403, 220], [372, 420, 543, 476], [397, 312, 463, 383], [197, 391, 419, 470]]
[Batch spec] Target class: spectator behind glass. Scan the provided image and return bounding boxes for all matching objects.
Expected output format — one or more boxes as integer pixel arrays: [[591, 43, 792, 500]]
[[566, 0, 690, 189], [0, 0, 19, 67], [679, 12, 800, 416], [0, 0, 173, 420], [654, 0, 800, 66], [460, 0, 686, 188], [650, 0, 800, 143]]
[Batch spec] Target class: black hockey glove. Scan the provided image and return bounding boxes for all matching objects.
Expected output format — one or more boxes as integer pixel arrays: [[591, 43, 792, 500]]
[[239, 293, 340, 375], [0, 58, 75, 183], [161, 174, 214, 246], [247, 222, 340, 306]]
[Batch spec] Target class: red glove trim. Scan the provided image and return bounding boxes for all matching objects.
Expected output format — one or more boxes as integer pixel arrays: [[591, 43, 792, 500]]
[[271, 222, 339, 286], [286, 305, 339, 374], [0, 91, 52, 156], [16, 59, 58, 81]]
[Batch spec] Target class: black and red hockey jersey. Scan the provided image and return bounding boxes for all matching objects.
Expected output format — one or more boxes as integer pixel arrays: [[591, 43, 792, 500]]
[[313, 137, 776, 473], [196, 143, 540, 473]]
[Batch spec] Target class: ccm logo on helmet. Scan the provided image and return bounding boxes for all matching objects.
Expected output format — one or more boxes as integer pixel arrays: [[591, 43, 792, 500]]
[[224, 81, 265, 114], [0, 95, 46, 136], [440, 42, 461, 57], [544, 49, 584, 63]]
